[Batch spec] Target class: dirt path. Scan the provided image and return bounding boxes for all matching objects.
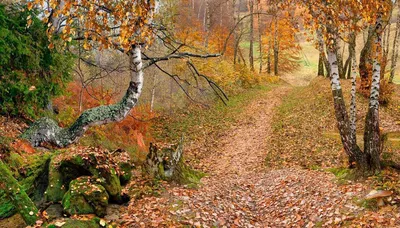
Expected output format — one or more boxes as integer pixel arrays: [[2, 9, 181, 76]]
[[121, 86, 376, 227]]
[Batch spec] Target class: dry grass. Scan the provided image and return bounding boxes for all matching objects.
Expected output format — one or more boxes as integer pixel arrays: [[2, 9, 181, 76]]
[[266, 77, 400, 169]]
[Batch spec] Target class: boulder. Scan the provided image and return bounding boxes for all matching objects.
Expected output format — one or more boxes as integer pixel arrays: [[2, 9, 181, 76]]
[[62, 176, 109, 217], [0, 191, 15, 219], [45, 147, 132, 203], [55, 219, 100, 228]]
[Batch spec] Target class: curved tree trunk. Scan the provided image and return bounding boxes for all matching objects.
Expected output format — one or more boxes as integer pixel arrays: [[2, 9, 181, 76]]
[[21, 46, 144, 148]]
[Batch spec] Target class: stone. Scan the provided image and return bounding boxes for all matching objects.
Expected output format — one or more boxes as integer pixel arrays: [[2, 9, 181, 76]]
[[44, 204, 64, 221], [62, 176, 109, 217]]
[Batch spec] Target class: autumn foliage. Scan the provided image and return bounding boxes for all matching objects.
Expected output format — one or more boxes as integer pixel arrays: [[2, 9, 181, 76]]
[[30, 0, 156, 51], [262, 15, 301, 73], [53, 82, 154, 152]]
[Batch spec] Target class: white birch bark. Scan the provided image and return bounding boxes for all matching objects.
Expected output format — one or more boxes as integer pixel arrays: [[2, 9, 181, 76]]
[[350, 47, 358, 146], [22, 46, 144, 147]]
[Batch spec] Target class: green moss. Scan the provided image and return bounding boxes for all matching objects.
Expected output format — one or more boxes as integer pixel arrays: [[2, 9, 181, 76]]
[[45, 160, 66, 203], [0, 190, 15, 219], [326, 167, 355, 185], [6, 153, 24, 175], [59, 219, 100, 228], [175, 164, 205, 189], [19, 154, 51, 199], [118, 163, 133, 185], [62, 177, 109, 217], [0, 152, 50, 219], [0, 161, 38, 225], [102, 171, 121, 202]]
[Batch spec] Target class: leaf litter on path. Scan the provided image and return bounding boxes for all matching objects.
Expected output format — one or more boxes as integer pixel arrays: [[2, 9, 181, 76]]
[[118, 85, 400, 227]]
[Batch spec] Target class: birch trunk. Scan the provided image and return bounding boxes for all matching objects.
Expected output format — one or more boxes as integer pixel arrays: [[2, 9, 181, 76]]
[[345, 33, 356, 79], [363, 15, 384, 173], [381, 20, 391, 79], [327, 50, 357, 163], [21, 46, 144, 147], [326, 17, 364, 169], [150, 73, 157, 113], [350, 42, 358, 148]]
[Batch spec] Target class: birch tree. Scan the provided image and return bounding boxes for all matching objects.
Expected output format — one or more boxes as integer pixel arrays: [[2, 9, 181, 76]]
[[22, 0, 221, 147], [294, 0, 391, 174]]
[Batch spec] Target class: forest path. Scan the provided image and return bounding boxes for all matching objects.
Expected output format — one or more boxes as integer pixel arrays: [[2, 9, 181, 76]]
[[124, 85, 366, 227]]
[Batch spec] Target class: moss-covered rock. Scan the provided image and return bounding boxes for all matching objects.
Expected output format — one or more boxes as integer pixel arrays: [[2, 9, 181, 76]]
[[118, 162, 133, 185], [0, 161, 38, 225], [56, 219, 100, 228], [46, 147, 131, 203], [0, 151, 50, 219], [0, 190, 15, 219], [45, 160, 67, 202], [62, 176, 109, 217]]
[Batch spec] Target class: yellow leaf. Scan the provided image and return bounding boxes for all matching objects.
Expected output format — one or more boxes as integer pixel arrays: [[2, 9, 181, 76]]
[[27, 2, 33, 10]]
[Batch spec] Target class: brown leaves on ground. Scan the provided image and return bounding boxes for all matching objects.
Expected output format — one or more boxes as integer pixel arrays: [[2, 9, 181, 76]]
[[114, 83, 400, 227], [267, 77, 400, 169], [54, 146, 131, 176]]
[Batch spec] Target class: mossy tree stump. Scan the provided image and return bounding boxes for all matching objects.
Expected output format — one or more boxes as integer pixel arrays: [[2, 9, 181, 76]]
[[145, 138, 204, 186]]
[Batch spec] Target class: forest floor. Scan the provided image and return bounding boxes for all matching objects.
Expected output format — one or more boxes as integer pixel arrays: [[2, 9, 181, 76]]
[[117, 81, 400, 227], [1, 77, 399, 227]]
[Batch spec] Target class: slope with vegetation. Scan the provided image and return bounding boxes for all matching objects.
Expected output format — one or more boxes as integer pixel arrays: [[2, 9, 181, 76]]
[[1, 0, 400, 227]]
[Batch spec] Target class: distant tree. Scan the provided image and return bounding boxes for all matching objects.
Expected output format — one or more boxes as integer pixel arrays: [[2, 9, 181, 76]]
[[390, 0, 400, 83], [249, 0, 255, 71]]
